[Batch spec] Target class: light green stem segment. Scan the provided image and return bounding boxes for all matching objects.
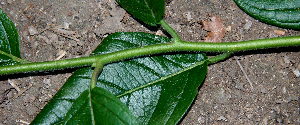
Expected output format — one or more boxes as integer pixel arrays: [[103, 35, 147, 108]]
[[0, 19, 300, 75], [90, 61, 104, 89], [0, 35, 299, 75], [160, 20, 181, 42], [207, 52, 232, 64], [0, 36, 300, 75]]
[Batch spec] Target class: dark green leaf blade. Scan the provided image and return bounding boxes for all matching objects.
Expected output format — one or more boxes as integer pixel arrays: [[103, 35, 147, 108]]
[[92, 87, 138, 125], [59, 89, 93, 124], [234, 0, 300, 29], [0, 54, 20, 66], [0, 8, 23, 66], [123, 60, 207, 124], [32, 32, 207, 124], [30, 67, 93, 125], [116, 0, 165, 26], [58, 87, 138, 125], [0, 8, 21, 57]]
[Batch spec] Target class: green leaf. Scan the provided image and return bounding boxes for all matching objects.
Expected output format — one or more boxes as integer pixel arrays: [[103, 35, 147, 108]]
[[234, 0, 300, 29], [0, 8, 22, 66], [116, 0, 165, 26], [0, 8, 21, 57], [32, 32, 207, 124], [0, 54, 20, 66], [55, 87, 138, 125]]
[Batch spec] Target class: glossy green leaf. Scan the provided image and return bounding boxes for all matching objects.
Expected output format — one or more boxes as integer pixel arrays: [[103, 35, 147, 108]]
[[32, 32, 208, 124], [116, 0, 165, 26], [0, 8, 22, 66], [234, 0, 300, 29], [0, 54, 20, 66], [54, 87, 138, 125], [0, 8, 21, 57]]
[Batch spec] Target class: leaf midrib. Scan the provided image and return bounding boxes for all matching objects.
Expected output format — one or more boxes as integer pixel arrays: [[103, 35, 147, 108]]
[[116, 60, 206, 98], [143, 0, 156, 22]]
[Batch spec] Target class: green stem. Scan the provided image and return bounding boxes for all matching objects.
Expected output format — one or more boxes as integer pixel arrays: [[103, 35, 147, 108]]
[[0, 35, 299, 75], [90, 61, 104, 89], [178, 35, 300, 52], [160, 20, 182, 42], [207, 52, 232, 64], [0, 56, 97, 75]]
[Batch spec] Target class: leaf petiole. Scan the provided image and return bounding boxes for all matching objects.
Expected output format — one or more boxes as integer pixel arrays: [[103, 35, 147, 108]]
[[90, 61, 104, 89], [207, 52, 232, 64], [160, 20, 182, 43]]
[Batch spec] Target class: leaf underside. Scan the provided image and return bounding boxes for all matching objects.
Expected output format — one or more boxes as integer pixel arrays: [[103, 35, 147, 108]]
[[32, 32, 208, 125], [0, 8, 22, 66], [234, 0, 300, 29]]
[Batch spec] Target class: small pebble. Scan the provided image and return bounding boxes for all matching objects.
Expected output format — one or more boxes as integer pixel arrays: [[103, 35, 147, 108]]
[[28, 25, 38, 35], [244, 19, 252, 30], [292, 68, 300, 77], [217, 116, 227, 121]]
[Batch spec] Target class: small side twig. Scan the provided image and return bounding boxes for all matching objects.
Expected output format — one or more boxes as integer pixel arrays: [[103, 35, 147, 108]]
[[7, 79, 33, 101], [8, 79, 21, 92], [16, 119, 30, 125]]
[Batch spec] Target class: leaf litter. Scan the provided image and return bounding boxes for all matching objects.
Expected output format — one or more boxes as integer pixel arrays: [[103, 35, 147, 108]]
[[202, 16, 226, 42]]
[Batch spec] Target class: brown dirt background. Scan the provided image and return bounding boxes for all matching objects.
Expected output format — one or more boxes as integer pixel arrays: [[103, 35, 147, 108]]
[[0, 0, 299, 124]]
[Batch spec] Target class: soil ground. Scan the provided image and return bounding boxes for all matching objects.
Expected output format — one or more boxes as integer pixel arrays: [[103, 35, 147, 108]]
[[0, 0, 299, 124]]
